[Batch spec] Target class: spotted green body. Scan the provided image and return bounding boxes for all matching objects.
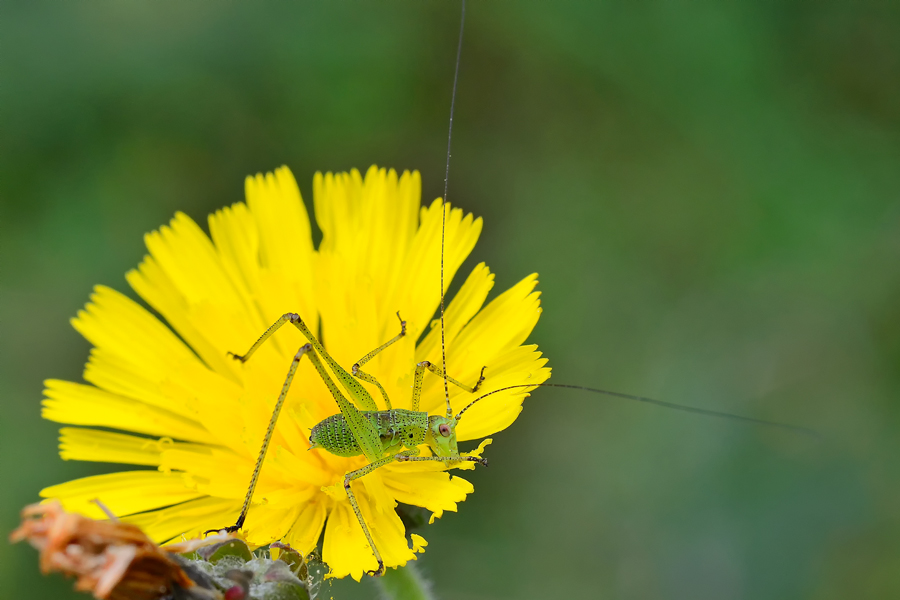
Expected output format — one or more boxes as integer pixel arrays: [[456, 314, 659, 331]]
[[309, 409, 428, 457]]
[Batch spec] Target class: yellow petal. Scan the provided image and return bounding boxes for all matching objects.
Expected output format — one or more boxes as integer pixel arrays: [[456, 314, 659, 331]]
[[246, 167, 314, 280], [58, 427, 202, 466], [83, 348, 193, 419], [126, 256, 239, 382], [415, 261, 495, 366], [128, 496, 240, 544], [323, 500, 378, 581], [71, 285, 197, 365], [410, 533, 427, 553], [416, 273, 548, 424], [322, 493, 415, 581], [42, 380, 213, 444], [208, 201, 261, 308], [389, 199, 482, 344], [452, 274, 543, 361], [285, 500, 328, 556], [312, 167, 421, 371], [454, 346, 550, 441], [41, 471, 203, 520], [381, 465, 474, 520], [242, 167, 318, 335]]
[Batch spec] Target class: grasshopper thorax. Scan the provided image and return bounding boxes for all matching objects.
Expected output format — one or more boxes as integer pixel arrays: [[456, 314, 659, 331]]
[[424, 415, 459, 458]]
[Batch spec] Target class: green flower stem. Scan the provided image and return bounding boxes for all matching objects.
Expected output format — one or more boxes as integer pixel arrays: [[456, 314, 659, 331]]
[[376, 563, 434, 600]]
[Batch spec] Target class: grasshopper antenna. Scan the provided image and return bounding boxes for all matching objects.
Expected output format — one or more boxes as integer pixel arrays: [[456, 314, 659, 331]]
[[455, 383, 821, 439], [432, 3, 816, 441], [440, 0, 466, 419]]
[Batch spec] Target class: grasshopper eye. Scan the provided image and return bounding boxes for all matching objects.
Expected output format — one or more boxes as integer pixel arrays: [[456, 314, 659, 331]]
[[438, 424, 451, 437]]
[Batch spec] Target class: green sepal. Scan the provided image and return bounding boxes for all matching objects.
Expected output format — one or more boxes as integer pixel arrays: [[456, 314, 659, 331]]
[[272, 544, 308, 580], [199, 538, 254, 563]]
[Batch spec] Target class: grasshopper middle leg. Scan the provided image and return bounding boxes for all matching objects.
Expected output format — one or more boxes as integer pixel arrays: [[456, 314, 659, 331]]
[[341, 447, 420, 577], [341, 448, 488, 577], [350, 312, 407, 410]]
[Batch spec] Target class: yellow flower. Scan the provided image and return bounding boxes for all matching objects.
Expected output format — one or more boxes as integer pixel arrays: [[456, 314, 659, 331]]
[[40, 165, 550, 580]]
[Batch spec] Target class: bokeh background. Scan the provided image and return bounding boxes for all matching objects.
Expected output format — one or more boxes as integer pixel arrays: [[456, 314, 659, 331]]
[[3, 1, 900, 598]]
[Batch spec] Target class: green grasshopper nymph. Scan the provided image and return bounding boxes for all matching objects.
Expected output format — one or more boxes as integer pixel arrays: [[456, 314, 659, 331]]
[[209, 308, 490, 577]]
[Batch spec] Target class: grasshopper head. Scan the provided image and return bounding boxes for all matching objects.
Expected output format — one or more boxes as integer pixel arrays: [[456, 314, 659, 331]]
[[425, 415, 459, 458]]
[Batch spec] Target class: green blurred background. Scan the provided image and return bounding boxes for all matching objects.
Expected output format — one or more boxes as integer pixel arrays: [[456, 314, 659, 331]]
[[3, 1, 899, 598]]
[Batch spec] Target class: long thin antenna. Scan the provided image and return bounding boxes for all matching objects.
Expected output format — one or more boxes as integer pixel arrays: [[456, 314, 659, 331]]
[[440, 0, 466, 418], [455, 383, 821, 439]]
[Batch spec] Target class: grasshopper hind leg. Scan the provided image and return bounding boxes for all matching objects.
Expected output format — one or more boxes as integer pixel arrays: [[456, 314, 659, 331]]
[[206, 342, 314, 536], [226, 312, 298, 363]]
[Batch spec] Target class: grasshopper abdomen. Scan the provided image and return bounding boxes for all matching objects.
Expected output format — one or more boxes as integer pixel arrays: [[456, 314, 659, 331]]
[[309, 409, 429, 457]]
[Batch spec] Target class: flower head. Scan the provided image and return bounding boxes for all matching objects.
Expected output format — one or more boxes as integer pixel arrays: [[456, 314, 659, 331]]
[[41, 165, 550, 580]]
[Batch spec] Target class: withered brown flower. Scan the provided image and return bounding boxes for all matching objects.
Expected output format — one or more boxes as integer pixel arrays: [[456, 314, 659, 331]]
[[10, 501, 231, 600]]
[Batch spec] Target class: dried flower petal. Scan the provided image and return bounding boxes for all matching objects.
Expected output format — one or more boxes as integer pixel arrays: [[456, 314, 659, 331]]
[[10, 501, 218, 600]]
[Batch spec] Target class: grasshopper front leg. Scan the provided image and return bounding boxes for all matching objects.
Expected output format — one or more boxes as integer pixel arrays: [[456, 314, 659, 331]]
[[398, 454, 488, 468], [410, 361, 486, 412]]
